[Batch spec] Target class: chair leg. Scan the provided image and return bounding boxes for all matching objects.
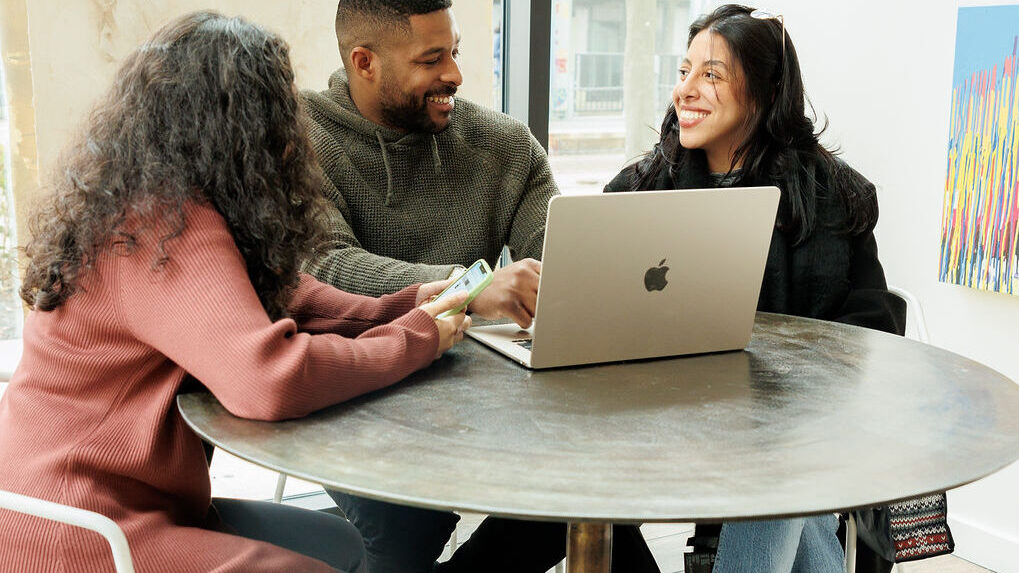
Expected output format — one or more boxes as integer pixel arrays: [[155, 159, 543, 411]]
[[272, 473, 287, 504], [845, 513, 857, 573]]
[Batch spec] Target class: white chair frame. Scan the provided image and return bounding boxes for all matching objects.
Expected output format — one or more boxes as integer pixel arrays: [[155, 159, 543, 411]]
[[0, 489, 135, 573], [887, 285, 930, 343], [845, 512, 858, 573], [273, 472, 288, 504]]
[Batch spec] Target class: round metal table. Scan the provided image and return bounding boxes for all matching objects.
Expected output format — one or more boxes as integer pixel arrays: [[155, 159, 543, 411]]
[[178, 312, 1019, 572]]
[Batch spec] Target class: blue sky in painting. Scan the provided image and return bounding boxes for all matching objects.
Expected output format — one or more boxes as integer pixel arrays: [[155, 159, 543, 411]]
[[952, 5, 1019, 87]]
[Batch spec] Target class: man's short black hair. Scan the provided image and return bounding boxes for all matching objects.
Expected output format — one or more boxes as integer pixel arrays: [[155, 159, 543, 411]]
[[335, 0, 453, 65]]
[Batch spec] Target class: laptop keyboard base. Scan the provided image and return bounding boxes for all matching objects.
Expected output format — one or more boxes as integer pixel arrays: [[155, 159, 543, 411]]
[[512, 338, 533, 351]]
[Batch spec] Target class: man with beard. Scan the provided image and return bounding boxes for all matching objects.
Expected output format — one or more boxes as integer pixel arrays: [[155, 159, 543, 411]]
[[302, 0, 549, 329], [300, 2, 660, 573]]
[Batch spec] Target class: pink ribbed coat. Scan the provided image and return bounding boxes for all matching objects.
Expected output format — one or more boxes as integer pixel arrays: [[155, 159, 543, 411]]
[[0, 203, 439, 572]]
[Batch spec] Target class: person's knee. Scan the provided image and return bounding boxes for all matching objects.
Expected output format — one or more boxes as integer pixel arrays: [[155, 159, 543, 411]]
[[211, 498, 368, 572], [722, 518, 804, 544], [802, 514, 838, 535], [793, 515, 844, 572], [714, 518, 806, 572], [326, 490, 458, 573], [329, 516, 368, 573]]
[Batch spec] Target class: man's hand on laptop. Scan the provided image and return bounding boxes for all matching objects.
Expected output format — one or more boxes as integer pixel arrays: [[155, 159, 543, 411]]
[[468, 259, 541, 328]]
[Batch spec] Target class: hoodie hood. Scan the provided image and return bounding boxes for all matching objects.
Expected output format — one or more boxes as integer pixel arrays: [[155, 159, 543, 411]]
[[303, 69, 444, 206]]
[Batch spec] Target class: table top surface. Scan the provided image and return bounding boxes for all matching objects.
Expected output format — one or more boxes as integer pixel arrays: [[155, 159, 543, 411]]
[[178, 312, 1019, 524]]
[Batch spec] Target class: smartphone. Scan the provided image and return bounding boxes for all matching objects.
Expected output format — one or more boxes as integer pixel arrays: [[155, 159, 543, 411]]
[[433, 259, 494, 318]]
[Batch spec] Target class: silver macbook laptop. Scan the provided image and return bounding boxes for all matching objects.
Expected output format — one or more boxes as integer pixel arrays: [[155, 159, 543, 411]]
[[466, 187, 780, 369]]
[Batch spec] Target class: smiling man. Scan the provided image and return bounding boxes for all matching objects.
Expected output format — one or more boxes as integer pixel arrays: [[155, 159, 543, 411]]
[[299, 2, 659, 573], [302, 0, 552, 330]]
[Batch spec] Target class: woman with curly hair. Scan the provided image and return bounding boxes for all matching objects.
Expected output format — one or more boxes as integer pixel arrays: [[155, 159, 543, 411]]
[[605, 4, 904, 573], [0, 11, 469, 573]]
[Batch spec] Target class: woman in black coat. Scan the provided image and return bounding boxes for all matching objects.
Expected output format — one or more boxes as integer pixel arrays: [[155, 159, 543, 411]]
[[604, 5, 905, 573]]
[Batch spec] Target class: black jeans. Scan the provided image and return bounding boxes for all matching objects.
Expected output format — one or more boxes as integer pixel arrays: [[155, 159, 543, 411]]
[[213, 498, 367, 573], [329, 490, 660, 573]]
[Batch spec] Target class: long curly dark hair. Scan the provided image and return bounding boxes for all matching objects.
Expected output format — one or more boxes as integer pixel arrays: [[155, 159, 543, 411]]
[[634, 4, 877, 244], [20, 11, 330, 320]]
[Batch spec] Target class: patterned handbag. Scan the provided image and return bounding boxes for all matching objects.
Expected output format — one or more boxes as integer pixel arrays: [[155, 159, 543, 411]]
[[855, 493, 954, 562]]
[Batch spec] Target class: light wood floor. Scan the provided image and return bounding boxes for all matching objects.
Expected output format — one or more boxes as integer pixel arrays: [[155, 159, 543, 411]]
[[442, 513, 995, 573]]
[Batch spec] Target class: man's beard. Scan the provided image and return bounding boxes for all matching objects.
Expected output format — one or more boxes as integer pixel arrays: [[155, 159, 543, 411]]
[[378, 74, 455, 134]]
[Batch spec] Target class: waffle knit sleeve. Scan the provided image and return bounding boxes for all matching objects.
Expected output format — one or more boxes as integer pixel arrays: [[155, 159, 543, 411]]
[[113, 203, 439, 421], [507, 131, 557, 261]]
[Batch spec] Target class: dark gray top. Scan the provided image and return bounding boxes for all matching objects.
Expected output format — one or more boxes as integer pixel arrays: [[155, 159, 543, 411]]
[[179, 313, 1019, 524]]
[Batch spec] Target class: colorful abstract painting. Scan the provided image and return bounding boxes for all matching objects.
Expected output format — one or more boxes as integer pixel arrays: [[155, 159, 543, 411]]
[[940, 6, 1019, 294]]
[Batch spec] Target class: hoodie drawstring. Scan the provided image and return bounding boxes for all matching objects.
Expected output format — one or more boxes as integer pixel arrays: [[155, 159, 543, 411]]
[[376, 132, 444, 205], [430, 135, 442, 175], [376, 131, 396, 206]]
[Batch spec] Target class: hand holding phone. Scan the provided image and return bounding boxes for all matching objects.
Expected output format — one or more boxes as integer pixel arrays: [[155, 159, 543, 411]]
[[432, 259, 494, 318], [418, 291, 472, 359]]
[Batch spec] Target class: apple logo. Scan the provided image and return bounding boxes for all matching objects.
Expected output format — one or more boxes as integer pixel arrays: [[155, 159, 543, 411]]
[[644, 259, 669, 292]]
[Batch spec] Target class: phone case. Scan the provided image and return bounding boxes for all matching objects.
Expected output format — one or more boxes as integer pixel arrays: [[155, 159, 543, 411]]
[[436, 259, 494, 318]]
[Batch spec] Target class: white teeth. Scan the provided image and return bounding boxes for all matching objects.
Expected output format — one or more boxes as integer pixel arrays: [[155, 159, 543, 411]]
[[427, 95, 454, 105], [679, 110, 708, 120]]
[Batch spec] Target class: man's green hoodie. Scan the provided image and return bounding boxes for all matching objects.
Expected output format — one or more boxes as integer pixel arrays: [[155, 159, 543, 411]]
[[301, 69, 558, 297]]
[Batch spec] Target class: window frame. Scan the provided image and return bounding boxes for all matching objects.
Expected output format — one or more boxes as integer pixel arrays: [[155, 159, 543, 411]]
[[502, 0, 552, 151]]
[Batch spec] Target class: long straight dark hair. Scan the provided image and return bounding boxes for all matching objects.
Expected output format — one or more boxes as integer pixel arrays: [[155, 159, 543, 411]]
[[20, 11, 330, 319], [633, 4, 877, 244]]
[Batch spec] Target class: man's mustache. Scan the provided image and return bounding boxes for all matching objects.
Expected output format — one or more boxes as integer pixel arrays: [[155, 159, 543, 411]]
[[426, 86, 458, 98]]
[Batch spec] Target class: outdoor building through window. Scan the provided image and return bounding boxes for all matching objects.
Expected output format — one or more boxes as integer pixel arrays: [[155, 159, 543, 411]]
[[548, 0, 692, 195], [493, 0, 504, 111], [0, 52, 22, 341]]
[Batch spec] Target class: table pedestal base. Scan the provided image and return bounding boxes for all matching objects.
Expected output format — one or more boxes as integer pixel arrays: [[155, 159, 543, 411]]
[[566, 522, 612, 573]]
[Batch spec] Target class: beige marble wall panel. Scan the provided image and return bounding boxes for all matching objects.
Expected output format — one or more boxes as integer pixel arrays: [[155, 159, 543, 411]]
[[0, 0, 39, 261], [449, 1, 494, 109], [22, 0, 493, 176]]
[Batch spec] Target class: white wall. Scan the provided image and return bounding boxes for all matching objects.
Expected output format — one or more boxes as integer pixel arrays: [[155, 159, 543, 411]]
[[750, 1, 1019, 570]]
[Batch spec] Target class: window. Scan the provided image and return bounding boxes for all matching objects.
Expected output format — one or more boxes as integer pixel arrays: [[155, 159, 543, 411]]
[[209, 451, 326, 507], [548, 0, 692, 195], [0, 53, 22, 341], [493, 0, 505, 111]]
